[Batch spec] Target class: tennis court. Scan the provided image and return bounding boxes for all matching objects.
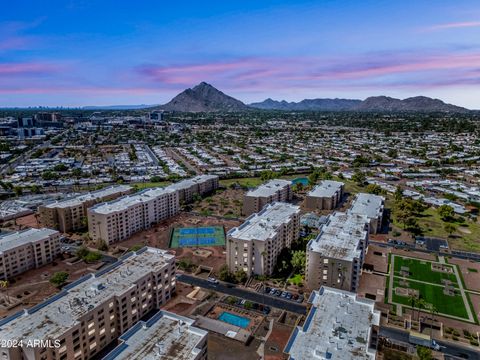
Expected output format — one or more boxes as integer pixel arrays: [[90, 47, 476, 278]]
[[170, 226, 225, 248]]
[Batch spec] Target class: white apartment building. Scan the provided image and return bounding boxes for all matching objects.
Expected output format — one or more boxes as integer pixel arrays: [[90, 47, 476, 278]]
[[305, 212, 369, 292], [39, 185, 132, 233], [227, 202, 300, 277], [167, 175, 219, 204], [284, 286, 380, 360], [305, 180, 344, 210], [0, 247, 176, 360], [88, 187, 179, 244], [349, 193, 385, 234], [102, 310, 208, 360], [242, 179, 292, 216], [0, 228, 61, 280]]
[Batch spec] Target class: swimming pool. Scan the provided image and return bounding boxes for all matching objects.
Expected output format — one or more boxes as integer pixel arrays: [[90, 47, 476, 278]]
[[291, 177, 309, 186], [218, 311, 251, 328]]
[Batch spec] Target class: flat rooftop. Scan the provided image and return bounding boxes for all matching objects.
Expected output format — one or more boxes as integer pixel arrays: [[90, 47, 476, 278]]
[[349, 193, 384, 219], [103, 311, 207, 360], [167, 175, 217, 191], [246, 179, 291, 197], [0, 228, 59, 253], [308, 212, 368, 261], [228, 202, 299, 241], [90, 187, 176, 214], [0, 247, 174, 341], [44, 185, 132, 209], [308, 180, 344, 198], [285, 286, 380, 360]]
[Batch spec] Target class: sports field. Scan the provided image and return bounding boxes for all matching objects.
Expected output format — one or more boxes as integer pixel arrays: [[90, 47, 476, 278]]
[[169, 226, 225, 248], [387, 254, 475, 322]]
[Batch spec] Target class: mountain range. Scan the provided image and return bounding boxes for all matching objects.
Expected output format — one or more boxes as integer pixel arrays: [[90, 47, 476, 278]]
[[153, 82, 469, 113]]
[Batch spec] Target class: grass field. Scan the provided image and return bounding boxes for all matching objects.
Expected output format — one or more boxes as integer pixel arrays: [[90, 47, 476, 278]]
[[393, 256, 458, 285], [169, 226, 225, 248], [391, 278, 469, 319], [388, 254, 474, 321]]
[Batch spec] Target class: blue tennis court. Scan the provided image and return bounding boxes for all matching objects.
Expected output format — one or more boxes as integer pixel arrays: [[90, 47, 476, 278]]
[[170, 226, 225, 248]]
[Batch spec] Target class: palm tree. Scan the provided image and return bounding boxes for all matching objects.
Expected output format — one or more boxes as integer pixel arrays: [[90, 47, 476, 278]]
[[408, 295, 418, 324]]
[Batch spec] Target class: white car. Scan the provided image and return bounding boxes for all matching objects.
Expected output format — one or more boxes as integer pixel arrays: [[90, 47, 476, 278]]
[[207, 277, 219, 284]]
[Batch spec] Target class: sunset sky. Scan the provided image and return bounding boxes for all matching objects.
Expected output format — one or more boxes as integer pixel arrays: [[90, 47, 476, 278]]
[[1, 0, 480, 108]]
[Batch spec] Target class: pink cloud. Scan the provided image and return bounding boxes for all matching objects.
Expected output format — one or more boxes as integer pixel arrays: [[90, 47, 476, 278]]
[[425, 21, 480, 31], [0, 62, 61, 76]]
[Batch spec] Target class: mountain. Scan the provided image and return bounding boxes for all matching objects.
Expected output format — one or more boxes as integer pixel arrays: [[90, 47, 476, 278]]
[[250, 95, 469, 112], [356, 96, 468, 112], [250, 98, 361, 111], [159, 82, 249, 112]]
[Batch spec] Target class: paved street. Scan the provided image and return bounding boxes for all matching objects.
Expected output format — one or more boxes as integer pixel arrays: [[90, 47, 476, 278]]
[[379, 327, 480, 360], [177, 274, 307, 314]]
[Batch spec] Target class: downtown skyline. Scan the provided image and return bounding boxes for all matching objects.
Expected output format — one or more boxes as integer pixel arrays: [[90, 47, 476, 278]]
[[1, 0, 480, 108]]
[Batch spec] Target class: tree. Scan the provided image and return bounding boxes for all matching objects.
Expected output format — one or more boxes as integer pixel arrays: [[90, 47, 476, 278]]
[[444, 223, 457, 237], [394, 186, 403, 202], [96, 239, 108, 251], [352, 171, 366, 186], [234, 270, 247, 284], [84, 251, 102, 263], [218, 265, 235, 283], [438, 205, 454, 221], [417, 346, 433, 360], [291, 250, 306, 273], [365, 183, 383, 195], [13, 186, 23, 196], [50, 271, 69, 287]]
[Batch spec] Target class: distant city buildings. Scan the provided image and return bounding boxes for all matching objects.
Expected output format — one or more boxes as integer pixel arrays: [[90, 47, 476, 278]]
[[0, 247, 176, 360], [0, 228, 61, 280], [103, 310, 208, 360], [88, 187, 179, 244], [284, 286, 380, 360], [39, 185, 133, 233], [242, 179, 292, 216], [305, 212, 369, 291], [227, 202, 300, 276], [349, 193, 385, 234], [305, 180, 344, 210]]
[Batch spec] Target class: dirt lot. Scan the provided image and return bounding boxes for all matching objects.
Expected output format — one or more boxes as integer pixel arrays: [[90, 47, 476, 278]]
[[116, 212, 240, 273], [0, 255, 97, 318], [264, 322, 293, 360], [193, 188, 244, 218], [447, 257, 480, 292]]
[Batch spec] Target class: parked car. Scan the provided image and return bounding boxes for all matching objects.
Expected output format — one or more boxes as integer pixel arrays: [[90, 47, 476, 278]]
[[297, 295, 304, 303], [275, 290, 282, 296], [286, 293, 292, 300], [207, 277, 219, 284], [269, 288, 276, 295], [281, 291, 287, 298], [264, 286, 271, 293]]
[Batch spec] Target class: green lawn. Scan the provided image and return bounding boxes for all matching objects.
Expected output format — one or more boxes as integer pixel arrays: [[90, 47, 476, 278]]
[[392, 278, 469, 319], [219, 177, 264, 188], [288, 274, 303, 286], [393, 256, 458, 285]]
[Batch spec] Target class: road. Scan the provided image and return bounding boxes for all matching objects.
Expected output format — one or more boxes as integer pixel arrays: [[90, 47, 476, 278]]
[[177, 274, 307, 315], [369, 240, 480, 263], [379, 327, 480, 360]]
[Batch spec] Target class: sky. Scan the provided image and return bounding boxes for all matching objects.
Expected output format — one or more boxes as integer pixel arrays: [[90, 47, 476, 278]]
[[1, 0, 480, 108]]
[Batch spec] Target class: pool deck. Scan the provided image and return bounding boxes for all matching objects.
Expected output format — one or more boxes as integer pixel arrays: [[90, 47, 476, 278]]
[[195, 316, 251, 343]]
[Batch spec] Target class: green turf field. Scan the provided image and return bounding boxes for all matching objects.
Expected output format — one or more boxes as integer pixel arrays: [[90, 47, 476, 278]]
[[391, 278, 469, 319], [393, 256, 458, 285], [388, 254, 474, 321], [169, 226, 225, 248]]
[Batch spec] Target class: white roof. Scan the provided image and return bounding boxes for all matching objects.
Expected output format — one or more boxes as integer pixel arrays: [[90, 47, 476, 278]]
[[167, 175, 217, 191], [286, 287, 380, 360], [349, 193, 384, 220], [308, 212, 368, 261], [308, 180, 344, 198], [228, 202, 299, 241], [0, 228, 59, 253], [90, 187, 176, 214], [103, 311, 207, 360], [0, 247, 174, 341], [246, 179, 291, 197], [44, 185, 132, 209]]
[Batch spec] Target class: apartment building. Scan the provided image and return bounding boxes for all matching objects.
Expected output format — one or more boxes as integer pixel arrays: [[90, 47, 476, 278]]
[[0, 228, 61, 280], [305, 180, 344, 210], [88, 187, 179, 244], [39, 185, 132, 233], [284, 286, 380, 360], [167, 175, 219, 204], [242, 179, 292, 216], [0, 247, 176, 360], [349, 193, 385, 234], [227, 202, 300, 277], [305, 212, 369, 292], [102, 310, 208, 360]]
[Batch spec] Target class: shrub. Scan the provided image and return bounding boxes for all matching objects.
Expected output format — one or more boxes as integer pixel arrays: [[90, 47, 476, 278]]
[[50, 271, 69, 287]]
